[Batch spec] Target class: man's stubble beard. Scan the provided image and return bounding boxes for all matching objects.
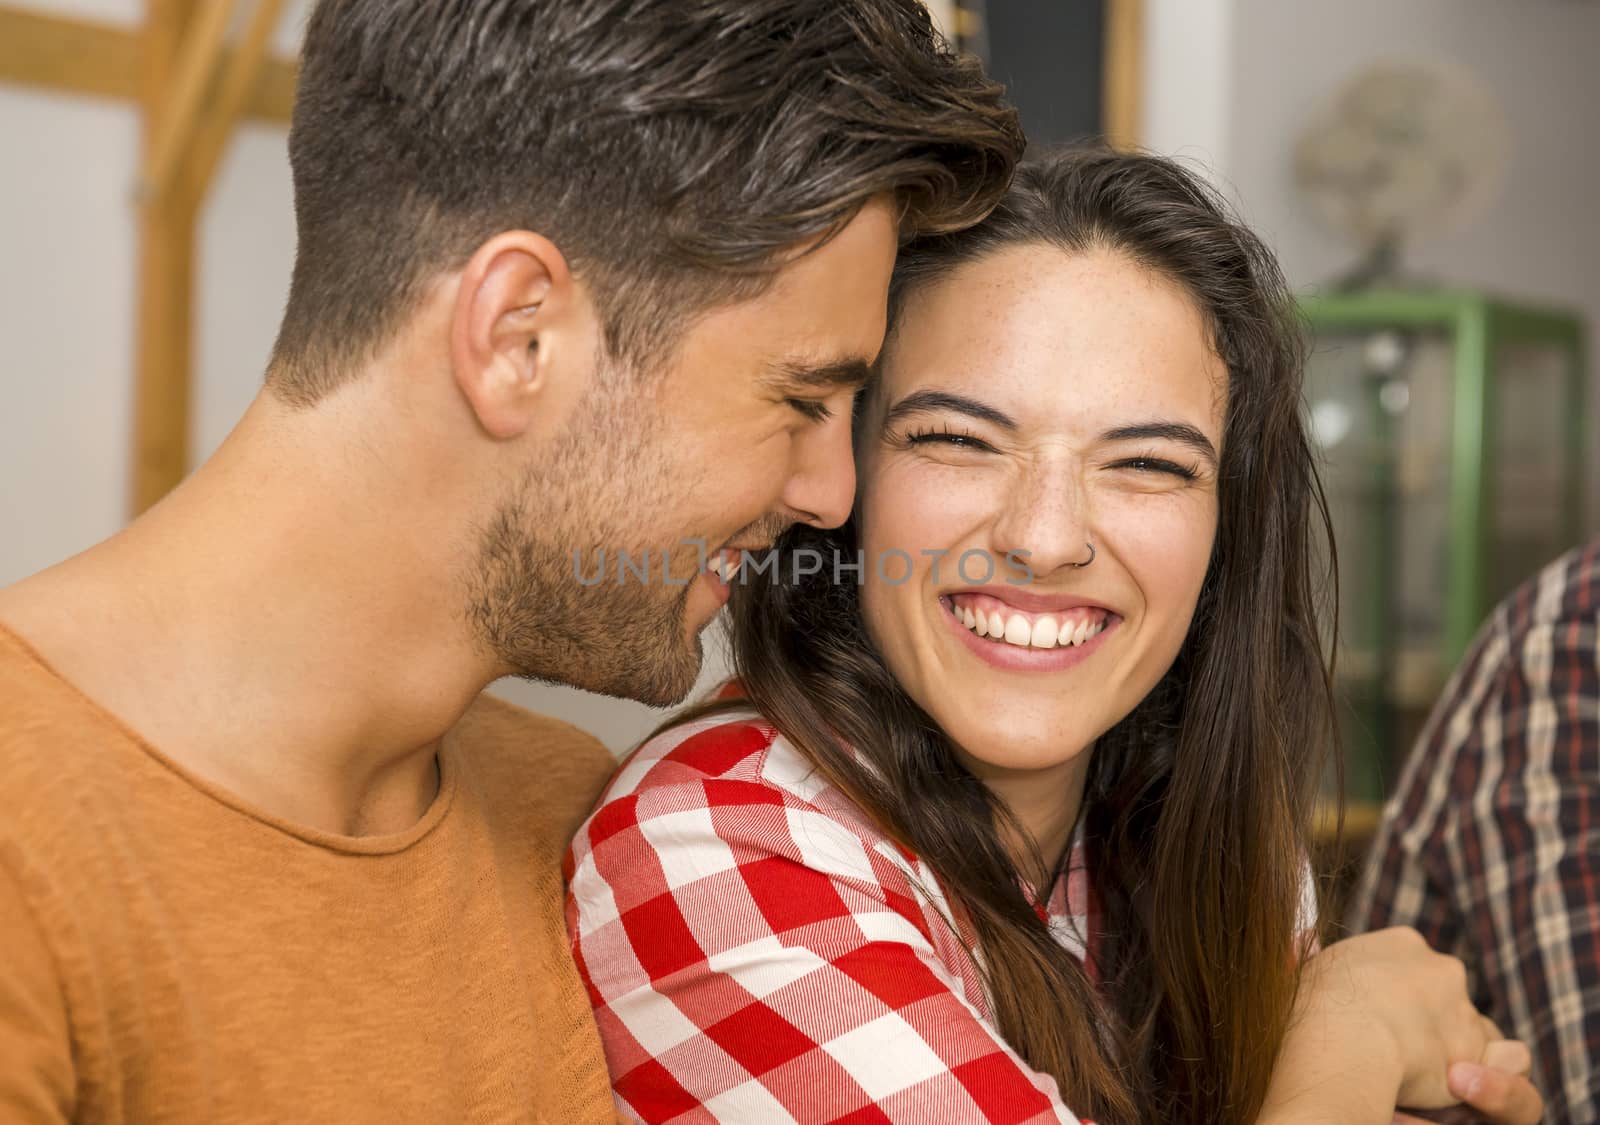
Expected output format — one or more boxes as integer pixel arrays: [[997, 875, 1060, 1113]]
[[466, 373, 707, 707]]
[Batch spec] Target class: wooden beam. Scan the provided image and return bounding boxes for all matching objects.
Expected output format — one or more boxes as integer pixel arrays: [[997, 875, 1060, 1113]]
[[0, 5, 296, 123], [180, 0, 290, 208], [141, 0, 239, 203], [0, 5, 139, 103], [1102, 0, 1144, 150], [131, 0, 200, 515], [246, 20, 297, 124]]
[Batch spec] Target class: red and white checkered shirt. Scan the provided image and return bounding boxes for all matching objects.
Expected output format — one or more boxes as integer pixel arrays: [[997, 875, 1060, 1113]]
[[564, 712, 1097, 1124]]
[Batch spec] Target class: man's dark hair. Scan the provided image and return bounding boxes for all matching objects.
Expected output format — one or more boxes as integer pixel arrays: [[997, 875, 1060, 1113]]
[[269, 0, 1024, 404]]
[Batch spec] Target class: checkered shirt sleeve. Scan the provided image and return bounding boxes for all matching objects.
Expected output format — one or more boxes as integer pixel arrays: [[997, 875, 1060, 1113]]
[[565, 714, 1086, 1125], [1349, 540, 1600, 1124]]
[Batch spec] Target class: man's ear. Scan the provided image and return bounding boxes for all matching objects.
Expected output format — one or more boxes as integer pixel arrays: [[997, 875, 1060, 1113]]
[[449, 230, 574, 440]]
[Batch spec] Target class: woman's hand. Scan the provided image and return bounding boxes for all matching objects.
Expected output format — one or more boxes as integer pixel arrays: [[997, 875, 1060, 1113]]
[[1392, 1039, 1543, 1125], [1305, 927, 1503, 1108], [1260, 927, 1538, 1124]]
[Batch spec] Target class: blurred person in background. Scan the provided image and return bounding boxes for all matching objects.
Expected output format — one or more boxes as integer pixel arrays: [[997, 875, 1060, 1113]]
[[0, 1, 1021, 1121], [1353, 537, 1600, 1124]]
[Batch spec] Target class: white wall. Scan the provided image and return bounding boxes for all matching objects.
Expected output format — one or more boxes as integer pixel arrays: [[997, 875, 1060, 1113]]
[[1231, 0, 1600, 336], [1, 86, 139, 580], [1140, 0, 1238, 178], [1144, 0, 1600, 527], [1, 0, 310, 585]]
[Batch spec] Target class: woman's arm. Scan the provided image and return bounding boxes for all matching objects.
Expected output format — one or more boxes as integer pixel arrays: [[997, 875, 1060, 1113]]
[[1257, 941, 1408, 1125], [567, 768, 1084, 1124]]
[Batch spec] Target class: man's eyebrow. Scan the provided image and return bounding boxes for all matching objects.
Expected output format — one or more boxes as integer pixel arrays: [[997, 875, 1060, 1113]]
[[768, 357, 875, 391], [1102, 421, 1219, 465], [882, 390, 1018, 431]]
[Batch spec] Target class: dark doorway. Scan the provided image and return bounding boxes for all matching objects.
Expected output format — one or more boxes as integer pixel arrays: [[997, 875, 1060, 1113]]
[[970, 1, 1106, 146]]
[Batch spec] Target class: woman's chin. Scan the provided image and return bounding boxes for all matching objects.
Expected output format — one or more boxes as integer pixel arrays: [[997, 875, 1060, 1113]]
[[936, 715, 1100, 777]]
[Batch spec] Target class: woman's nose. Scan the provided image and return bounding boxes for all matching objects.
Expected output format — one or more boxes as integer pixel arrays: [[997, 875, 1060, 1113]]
[[989, 460, 1094, 578]]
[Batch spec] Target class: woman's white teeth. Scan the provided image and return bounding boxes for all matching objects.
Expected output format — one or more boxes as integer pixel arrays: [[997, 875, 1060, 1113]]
[[710, 554, 742, 583], [955, 605, 1106, 650]]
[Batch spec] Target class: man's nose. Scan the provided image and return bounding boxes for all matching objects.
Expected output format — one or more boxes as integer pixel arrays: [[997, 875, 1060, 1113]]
[[779, 412, 857, 530]]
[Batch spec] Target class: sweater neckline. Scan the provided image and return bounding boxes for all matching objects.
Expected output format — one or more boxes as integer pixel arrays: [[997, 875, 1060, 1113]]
[[0, 622, 461, 857]]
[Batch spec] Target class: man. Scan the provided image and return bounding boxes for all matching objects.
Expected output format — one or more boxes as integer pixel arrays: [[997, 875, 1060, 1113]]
[[0, 1, 1021, 1120], [1352, 538, 1600, 1124]]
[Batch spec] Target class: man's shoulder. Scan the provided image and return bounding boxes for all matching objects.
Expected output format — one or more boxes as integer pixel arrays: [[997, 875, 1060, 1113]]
[[459, 690, 613, 760], [0, 625, 155, 976], [0, 622, 95, 733], [1496, 538, 1600, 643], [453, 691, 621, 847], [0, 625, 119, 826], [1538, 538, 1600, 628], [1428, 539, 1600, 715]]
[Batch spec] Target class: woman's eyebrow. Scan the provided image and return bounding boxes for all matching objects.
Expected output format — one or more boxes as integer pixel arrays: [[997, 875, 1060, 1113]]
[[883, 390, 1018, 431], [1102, 421, 1219, 465]]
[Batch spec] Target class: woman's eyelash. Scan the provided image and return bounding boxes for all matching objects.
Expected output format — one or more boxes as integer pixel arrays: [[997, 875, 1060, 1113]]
[[1114, 455, 1201, 481], [896, 429, 1200, 478], [901, 426, 991, 450]]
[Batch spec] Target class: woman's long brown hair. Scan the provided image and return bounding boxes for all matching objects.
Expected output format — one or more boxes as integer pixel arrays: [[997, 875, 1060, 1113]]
[[660, 147, 1338, 1125]]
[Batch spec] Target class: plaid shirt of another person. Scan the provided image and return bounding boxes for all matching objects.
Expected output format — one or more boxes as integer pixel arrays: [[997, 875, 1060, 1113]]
[[1350, 538, 1600, 1124]]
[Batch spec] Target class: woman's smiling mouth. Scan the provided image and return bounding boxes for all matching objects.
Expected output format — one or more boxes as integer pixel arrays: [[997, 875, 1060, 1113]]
[[938, 590, 1120, 670]]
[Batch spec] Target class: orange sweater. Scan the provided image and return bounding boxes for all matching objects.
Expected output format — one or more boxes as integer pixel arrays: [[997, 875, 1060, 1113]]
[[0, 626, 624, 1124]]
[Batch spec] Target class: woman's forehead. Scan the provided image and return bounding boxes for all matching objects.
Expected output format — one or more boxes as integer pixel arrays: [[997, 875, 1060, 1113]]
[[879, 245, 1227, 436]]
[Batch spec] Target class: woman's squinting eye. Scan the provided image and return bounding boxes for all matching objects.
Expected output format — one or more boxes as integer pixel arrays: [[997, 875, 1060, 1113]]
[[898, 425, 995, 452], [1111, 453, 1202, 481]]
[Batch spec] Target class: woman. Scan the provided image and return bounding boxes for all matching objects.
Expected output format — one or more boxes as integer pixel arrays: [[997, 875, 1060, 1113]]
[[565, 149, 1537, 1124]]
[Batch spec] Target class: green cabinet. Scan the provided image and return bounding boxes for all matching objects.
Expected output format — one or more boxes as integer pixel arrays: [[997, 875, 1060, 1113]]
[[1299, 290, 1588, 804]]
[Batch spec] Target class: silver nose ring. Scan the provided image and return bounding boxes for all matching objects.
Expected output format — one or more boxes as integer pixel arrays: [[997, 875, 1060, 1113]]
[[1070, 540, 1095, 568]]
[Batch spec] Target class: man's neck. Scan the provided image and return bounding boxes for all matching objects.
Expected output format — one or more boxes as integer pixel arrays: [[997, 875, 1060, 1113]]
[[0, 397, 500, 837]]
